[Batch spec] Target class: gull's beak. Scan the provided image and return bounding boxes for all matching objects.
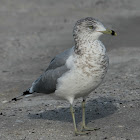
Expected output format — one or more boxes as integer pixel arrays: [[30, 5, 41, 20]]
[[98, 29, 117, 36]]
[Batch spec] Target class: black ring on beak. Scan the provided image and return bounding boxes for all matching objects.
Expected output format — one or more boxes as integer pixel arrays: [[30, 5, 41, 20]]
[[111, 30, 115, 36]]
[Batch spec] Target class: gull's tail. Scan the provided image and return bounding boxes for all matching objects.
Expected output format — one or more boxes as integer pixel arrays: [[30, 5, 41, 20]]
[[11, 78, 39, 101], [11, 88, 34, 101]]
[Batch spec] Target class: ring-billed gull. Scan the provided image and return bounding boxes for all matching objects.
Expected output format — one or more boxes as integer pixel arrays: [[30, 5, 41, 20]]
[[12, 17, 117, 135]]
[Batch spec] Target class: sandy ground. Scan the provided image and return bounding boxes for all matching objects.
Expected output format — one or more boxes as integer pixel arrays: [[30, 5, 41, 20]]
[[0, 0, 140, 140]]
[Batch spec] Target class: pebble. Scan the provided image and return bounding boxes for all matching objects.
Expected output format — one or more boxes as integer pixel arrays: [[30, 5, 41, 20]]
[[2, 100, 8, 103]]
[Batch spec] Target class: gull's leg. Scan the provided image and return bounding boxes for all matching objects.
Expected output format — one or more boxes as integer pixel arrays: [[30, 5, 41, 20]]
[[70, 105, 89, 135], [81, 99, 95, 131]]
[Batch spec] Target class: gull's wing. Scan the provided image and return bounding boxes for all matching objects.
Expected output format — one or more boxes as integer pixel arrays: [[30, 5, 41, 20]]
[[30, 48, 73, 94]]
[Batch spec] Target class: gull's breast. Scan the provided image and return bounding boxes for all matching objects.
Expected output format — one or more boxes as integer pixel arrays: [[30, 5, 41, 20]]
[[55, 40, 109, 103]]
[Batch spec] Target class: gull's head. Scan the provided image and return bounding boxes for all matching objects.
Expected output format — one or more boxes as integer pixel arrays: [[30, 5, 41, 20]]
[[73, 17, 117, 41]]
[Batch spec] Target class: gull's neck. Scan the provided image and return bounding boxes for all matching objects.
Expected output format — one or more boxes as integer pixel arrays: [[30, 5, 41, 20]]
[[74, 33, 101, 55]]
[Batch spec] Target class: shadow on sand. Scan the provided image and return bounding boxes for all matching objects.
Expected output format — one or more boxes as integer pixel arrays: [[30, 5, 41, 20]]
[[28, 97, 118, 124]]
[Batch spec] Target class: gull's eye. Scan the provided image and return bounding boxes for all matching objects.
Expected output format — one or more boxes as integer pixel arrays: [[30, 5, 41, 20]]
[[88, 26, 94, 29]]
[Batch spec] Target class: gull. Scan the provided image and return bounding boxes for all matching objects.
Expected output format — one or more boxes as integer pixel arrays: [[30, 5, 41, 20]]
[[12, 17, 117, 135]]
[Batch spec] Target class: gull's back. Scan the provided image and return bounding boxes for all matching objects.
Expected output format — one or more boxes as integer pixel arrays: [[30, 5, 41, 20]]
[[29, 48, 73, 94]]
